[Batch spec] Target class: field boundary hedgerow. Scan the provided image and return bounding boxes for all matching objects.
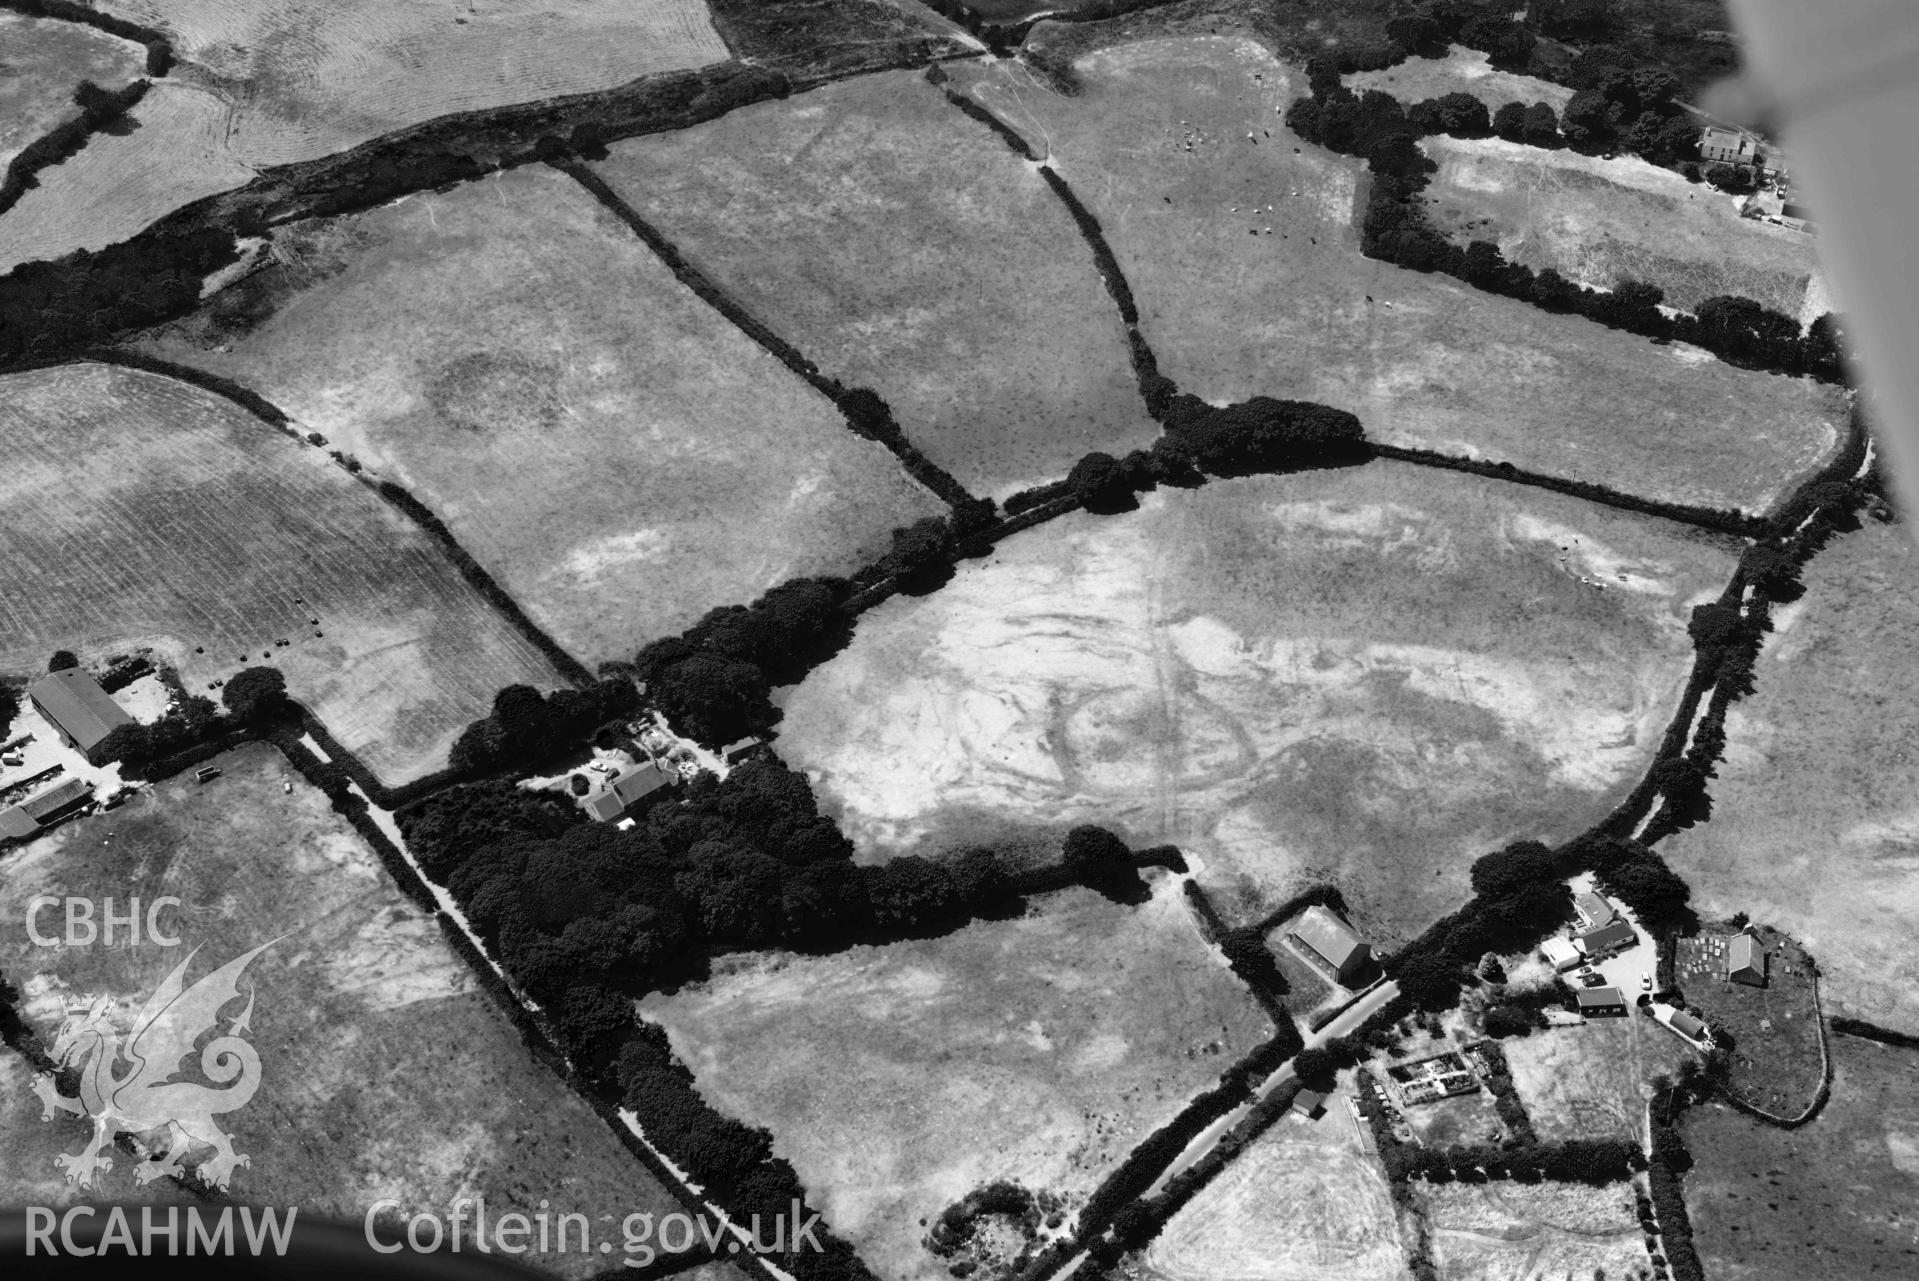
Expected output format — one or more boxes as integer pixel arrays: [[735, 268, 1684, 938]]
[[1284, 61, 1845, 385], [250, 730, 737, 1281], [552, 158, 981, 513], [1831, 1018, 1919, 1050], [25, 353, 598, 695], [0, 80, 152, 222], [1369, 444, 1767, 536]]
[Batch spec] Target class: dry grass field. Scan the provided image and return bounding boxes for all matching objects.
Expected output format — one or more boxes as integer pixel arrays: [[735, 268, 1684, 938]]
[[1682, 1036, 1919, 1281], [0, 744, 685, 1276], [775, 464, 1740, 943], [947, 37, 1847, 514], [1345, 45, 1572, 113], [1139, 1107, 1406, 1281], [142, 164, 942, 664], [1500, 1020, 1696, 1144], [0, 81, 255, 273], [639, 879, 1269, 1281], [1419, 1181, 1651, 1281], [1660, 521, 1919, 1038], [591, 69, 1159, 498], [100, 0, 729, 166], [0, 13, 145, 171], [0, 361, 563, 784], [1420, 136, 1829, 320]]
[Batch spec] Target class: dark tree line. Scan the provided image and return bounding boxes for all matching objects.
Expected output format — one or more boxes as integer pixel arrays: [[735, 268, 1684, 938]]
[[406, 770, 1153, 1011], [1384, 840, 1579, 1013], [401, 772, 1156, 1281], [633, 576, 854, 745], [0, 80, 151, 217], [448, 678, 640, 774], [0, 228, 241, 367], [1284, 64, 1844, 383]]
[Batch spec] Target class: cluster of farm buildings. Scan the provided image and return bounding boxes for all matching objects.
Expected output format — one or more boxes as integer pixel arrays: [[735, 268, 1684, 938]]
[[0, 668, 135, 839]]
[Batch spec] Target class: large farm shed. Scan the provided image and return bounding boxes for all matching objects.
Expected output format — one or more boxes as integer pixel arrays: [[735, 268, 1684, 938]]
[[28, 668, 131, 763], [1289, 905, 1378, 987]]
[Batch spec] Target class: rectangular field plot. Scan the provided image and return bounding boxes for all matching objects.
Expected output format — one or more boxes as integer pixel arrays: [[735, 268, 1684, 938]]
[[141, 164, 943, 665], [1139, 1105, 1406, 1281], [1419, 1181, 1649, 1281], [1661, 521, 1919, 1037], [1422, 135, 1828, 319], [1682, 1037, 1919, 1281], [592, 69, 1160, 498], [639, 881, 1270, 1281], [775, 464, 1740, 943], [0, 13, 146, 171], [1500, 1020, 1696, 1145], [948, 36, 1847, 515], [0, 745, 685, 1277], [0, 361, 563, 785]]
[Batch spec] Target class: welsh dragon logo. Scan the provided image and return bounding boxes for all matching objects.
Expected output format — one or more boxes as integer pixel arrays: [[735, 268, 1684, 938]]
[[30, 940, 276, 1191]]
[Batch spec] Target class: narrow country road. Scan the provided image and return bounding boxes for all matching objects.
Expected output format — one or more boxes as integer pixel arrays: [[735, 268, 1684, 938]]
[[1144, 979, 1403, 1196]]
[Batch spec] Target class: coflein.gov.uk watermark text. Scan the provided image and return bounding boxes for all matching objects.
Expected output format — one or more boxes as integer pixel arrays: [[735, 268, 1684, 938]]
[[367, 1199, 824, 1266]]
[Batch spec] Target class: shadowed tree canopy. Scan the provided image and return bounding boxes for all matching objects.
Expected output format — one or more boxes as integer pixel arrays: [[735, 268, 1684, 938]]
[[221, 665, 289, 722]]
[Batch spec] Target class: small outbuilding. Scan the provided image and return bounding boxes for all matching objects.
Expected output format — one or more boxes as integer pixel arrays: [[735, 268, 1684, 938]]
[[1668, 1009, 1709, 1043], [1575, 986, 1629, 1019], [28, 668, 132, 764], [1540, 937, 1584, 972], [1727, 933, 1768, 987], [1291, 1089, 1327, 1119]]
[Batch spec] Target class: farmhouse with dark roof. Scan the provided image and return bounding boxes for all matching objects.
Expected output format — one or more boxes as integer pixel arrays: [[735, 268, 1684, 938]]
[[28, 669, 132, 764], [1578, 918, 1637, 959], [584, 760, 676, 822], [1575, 986, 1628, 1018]]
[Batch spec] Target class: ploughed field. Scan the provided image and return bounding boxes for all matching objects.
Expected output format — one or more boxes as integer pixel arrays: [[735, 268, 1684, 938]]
[[141, 164, 943, 665], [946, 35, 1847, 515], [1661, 520, 1919, 1038], [0, 744, 685, 1277], [775, 464, 1741, 944], [0, 0, 730, 270], [0, 12, 145, 171], [1420, 135, 1828, 320], [1138, 1104, 1405, 1281], [640, 879, 1269, 1281], [0, 361, 563, 785], [591, 68, 1159, 499]]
